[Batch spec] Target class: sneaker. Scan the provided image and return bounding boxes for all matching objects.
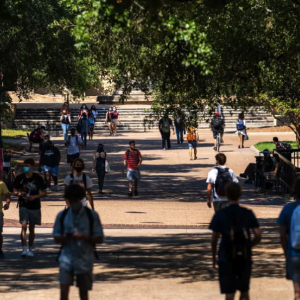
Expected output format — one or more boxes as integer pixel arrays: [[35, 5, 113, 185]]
[[239, 173, 247, 178], [27, 250, 34, 257], [55, 185, 60, 191], [128, 191, 133, 197], [238, 145, 241, 149], [134, 190, 138, 196], [21, 249, 27, 258], [194, 156, 197, 160], [163, 148, 166, 150], [0, 250, 5, 258], [213, 147, 217, 151], [98, 190, 104, 194], [46, 187, 51, 192], [221, 139, 224, 144]]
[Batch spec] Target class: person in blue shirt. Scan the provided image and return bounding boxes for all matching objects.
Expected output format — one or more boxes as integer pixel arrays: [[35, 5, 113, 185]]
[[278, 177, 300, 300], [209, 182, 261, 300]]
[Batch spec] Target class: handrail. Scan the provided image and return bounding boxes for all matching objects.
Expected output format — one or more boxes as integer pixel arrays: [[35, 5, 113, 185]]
[[274, 150, 295, 168]]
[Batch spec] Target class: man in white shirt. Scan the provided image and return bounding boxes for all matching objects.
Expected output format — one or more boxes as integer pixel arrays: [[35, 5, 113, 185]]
[[64, 158, 94, 209], [206, 153, 239, 212], [65, 128, 83, 167]]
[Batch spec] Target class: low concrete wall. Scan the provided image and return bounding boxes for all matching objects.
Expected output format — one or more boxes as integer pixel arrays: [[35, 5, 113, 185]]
[[273, 115, 291, 126]]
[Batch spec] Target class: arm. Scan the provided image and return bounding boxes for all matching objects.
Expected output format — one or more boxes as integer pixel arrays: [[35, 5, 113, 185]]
[[64, 185, 70, 207], [29, 189, 47, 201], [122, 159, 127, 174], [279, 225, 288, 258], [211, 231, 220, 268], [251, 227, 261, 247], [3, 192, 11, 210], [137, 153, 142, 169], [68, 115, 71, 124], [92, 153, 97, 171], [86, 188, 94, 210], [207, 183, 213, 208]]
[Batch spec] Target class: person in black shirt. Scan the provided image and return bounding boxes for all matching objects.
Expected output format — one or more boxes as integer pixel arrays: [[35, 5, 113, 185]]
[[159, 113, 174, 150], [209, 182, 261, 300], [39, 140, 61, 191], [174, 114, 185, 144], [13, 158, 47, 258], [210, 113, 225, 150]]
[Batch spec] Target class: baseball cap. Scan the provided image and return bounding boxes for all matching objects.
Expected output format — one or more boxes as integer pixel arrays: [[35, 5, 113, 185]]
[[215, 112, 220, 116]]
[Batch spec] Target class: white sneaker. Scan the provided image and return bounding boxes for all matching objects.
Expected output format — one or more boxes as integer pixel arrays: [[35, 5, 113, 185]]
[[21, 249, 27, 258], [46, 187, 51, 192], [163, 148, 166, 150], [55, 185, 60, 191], [27, 250, 34, 257]]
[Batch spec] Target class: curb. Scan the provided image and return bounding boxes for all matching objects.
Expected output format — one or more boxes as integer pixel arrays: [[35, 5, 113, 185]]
[[250, 145, 260, 155]]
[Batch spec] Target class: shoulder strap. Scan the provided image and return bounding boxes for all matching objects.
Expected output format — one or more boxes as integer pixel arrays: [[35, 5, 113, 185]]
[[83, 173, 87, 189], [56, 208, 70, 262], [69, 173, 74, 184]]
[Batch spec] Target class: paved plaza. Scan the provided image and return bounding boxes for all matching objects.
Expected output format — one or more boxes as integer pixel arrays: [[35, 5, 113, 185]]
[[1, 129, 296, 299]]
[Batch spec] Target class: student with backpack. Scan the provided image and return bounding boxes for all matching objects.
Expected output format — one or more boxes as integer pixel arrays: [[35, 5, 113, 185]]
[[80, 113, 91, 147], [174, 114, 185, 144], [65, 128, 83, 167], [159, 113, 174, 150], [209, 182, 261, 300], [236, 113, 247, 149], [187, 123, 199, 160], [206, 153, 238, 212], [64, 158, 94, 209], [122, 141, 142, 197], [210, 112, 225, 151], [53, 184, 104, 300], [278, 178, 300, 300], [60, 109, 71, 141]]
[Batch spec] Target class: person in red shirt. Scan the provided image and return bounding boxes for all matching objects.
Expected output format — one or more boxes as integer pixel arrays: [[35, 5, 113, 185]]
[[110, 106, 120, 136], [122, 141, 142, 197]]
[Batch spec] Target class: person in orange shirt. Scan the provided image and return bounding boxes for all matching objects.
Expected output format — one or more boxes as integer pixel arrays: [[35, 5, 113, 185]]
[[0, 181, 11, 258]]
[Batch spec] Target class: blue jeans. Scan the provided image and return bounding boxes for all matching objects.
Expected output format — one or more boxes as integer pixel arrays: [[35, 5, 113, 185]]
[[61, 123, 70, 140], [176, 130, 184, 143], [81, 132, 87, 146]]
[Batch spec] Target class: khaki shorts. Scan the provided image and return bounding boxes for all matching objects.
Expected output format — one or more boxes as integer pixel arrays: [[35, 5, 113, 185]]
[[60, 268, 93, 291], [111, 119, 118, 126], [19, 207, 41, 225], [0, 212, 3, 233]]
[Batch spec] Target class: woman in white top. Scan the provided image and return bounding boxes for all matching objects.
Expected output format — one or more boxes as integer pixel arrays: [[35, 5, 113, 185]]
[[236, 113, 246, 149], [90, 105, 98, 119]]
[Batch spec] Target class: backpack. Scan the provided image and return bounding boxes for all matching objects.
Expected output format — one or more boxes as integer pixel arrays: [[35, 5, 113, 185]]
[[279, 142, 292, 150], [56, 207, 98, 261], [161, 118, 170, 133], [187, 128, 196, 142], [222, 208, 251, 265], [77, 119, 83, 133], [69, 173, 87, 190], [212, 117, 223, 130], [214, 167, 233, 197], [290, 204, 300, 249], [236, 120, 245, 131]]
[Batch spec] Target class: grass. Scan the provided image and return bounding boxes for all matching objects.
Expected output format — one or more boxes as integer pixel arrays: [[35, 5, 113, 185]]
[[255, 141, 298, 152], [2, 129, 31, 139]]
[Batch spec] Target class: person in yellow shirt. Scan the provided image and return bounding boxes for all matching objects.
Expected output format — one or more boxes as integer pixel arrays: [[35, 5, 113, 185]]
[[0, 181, 11, 258]]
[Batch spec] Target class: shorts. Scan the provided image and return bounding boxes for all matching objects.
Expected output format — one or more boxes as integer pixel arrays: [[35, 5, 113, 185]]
[[188, 141, 197, 148], [111, 119, 118, 125], [19, 207, 41, 225], [67, 153, 80, 164], [0, 212, 3, 233], [213, 130, 223, 139], [287, 256, 300, 282], [60, 268, 93, 291], [127, 169, 141, 181], [213, 201, 229, 212], [218, 261, 252, 294], [42, 165, 59, 176]]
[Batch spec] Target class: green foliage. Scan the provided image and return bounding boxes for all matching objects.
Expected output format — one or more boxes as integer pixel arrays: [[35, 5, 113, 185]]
[[255, 142, 298, 152], [2, 129, 31, 139]]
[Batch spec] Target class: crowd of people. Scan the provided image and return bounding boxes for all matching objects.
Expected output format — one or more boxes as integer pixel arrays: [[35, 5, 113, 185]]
[[1, 104, 299, 300]]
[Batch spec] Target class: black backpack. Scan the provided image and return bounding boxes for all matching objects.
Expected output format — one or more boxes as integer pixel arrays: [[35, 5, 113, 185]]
[[69, 173, 87, 190], [222, 208, 251, 266], [214, 167, 233, 197], [280, 142, 292, 150], [212, 117, 223, 130], [56, 207, 99, 261]]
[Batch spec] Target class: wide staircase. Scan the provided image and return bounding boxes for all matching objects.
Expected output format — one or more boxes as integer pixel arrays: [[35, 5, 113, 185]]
[[13, 106, 274, 133]]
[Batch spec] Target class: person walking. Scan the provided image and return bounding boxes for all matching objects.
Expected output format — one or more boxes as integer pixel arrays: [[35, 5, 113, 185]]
[[39, 140, 61, 191], [53, 184, 104, 300], [60, 109, 71, 141], [174, 114, 185, 144], [92, 144, 108, 194], [210, 112, 225, 151], [77, 104, 89, 121], [90, 105, 98, 119], [209, 182, 261, 300], [110, 106, 120, 136], [206, 153, 239, 212], [187, 123, 199, 160], [64, 158, 94, 209], [0, 181, 11, 258], [236, 113, 247, 149], [159, 113, 174, 150], [122, 141, 142, 197], [88, 112, 95, 140], [105, 107, 113, 136], [60, 102, 71, 116], [278, 178, 300, 300], [80, 113, 91, 147], [13, 158, 47, 257], [65, 128, 83, 167], [29, 125, 46, 145]]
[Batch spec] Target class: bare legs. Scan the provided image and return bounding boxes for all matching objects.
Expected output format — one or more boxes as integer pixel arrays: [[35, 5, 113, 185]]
[[238, 134, 245, 148], [21, 224, 35, 247]]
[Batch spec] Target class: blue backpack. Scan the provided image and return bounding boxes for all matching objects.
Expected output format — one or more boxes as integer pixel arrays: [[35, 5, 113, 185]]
[[236, 120, 245, 130]]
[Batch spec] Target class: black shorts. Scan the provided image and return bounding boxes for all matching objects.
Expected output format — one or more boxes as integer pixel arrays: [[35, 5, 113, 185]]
[[218, 261, 252, 294], [67, 153, 80, 164], [213, 130, 223, 139]]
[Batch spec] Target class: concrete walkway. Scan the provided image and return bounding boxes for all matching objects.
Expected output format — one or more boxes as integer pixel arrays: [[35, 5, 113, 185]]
[[1, 130, 296, 299]]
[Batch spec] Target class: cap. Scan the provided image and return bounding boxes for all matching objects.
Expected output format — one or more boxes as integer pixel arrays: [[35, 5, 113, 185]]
[[215, 112, 220, 116]]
